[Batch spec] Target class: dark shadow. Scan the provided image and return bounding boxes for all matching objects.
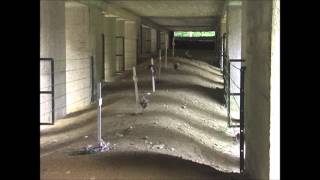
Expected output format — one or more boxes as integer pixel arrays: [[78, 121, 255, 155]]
[[89, 151, 244, 179]]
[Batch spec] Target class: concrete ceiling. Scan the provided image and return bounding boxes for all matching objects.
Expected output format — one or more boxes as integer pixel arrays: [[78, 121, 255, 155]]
[[104, 0, 226, 31]]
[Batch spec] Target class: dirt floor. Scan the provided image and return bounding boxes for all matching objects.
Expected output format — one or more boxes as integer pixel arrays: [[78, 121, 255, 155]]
[[40, 56, 244, 179]]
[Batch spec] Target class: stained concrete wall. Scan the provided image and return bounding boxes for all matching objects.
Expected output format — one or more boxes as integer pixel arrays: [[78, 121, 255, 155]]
[[240, 0, 274, 179], [40, 0, 66, 120], [65, 2, 91, 114]]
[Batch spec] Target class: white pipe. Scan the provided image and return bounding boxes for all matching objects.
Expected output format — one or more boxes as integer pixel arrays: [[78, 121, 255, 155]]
[[97, 82, 102, 144], [132, 66, 139, 113], [151, 58, 155, 92]]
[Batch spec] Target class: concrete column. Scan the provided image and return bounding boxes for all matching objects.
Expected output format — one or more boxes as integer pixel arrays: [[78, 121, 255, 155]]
[[40, 0, 66, 120], [65, 2, 91, 114], [104, 17, 116, 81], [124, 21, 137, 70], [150, 28, 157, 55], [241, 0, 274, 179], [89, 6, 105, 83], [227, 1, 242, 119]]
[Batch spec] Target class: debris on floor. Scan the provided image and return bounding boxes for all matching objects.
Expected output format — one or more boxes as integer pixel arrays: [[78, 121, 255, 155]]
[[65, 170, 71, 174], [174, 62, 180, 70], [152, 144, 165, 150], [140, 95, 149, 109], [116, 132, 124, 137]]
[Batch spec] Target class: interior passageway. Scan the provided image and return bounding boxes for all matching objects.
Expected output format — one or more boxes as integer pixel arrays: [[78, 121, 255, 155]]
[[40, 0, 280, 179]]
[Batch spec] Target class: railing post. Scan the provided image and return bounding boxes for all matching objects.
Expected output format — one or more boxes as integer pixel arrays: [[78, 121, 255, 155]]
[[158, 49, 162, 82], [227, 58, 231, 127], [240, 66, 246, 173], [51, 59, 55, 124], [91, 56, 95, 103]]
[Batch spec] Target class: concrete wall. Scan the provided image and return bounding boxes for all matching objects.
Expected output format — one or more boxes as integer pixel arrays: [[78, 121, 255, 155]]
[[240, 0, 274, 179], [41, 0, 168, 123], [65, 2, 91, 114], [40, 0, 66, 120]]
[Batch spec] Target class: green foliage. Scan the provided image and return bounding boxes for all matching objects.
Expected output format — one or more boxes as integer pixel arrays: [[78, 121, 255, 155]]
[[174, 31, 215, 37]]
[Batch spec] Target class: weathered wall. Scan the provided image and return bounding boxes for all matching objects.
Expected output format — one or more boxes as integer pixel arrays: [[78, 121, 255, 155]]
[[65, 2, 91, 114], [270, 0, 280, 179], [40, 0, 66, 120], [241, 0, 273, 179]]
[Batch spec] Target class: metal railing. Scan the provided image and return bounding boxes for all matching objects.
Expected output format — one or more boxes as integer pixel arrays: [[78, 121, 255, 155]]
[[222, 55, 246, 173], [40, 56, 95, 125], [40, 58, 54, 125], [116, 36, 125, 73]]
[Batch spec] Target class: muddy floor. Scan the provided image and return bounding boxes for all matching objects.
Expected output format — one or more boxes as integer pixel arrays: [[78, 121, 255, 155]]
[[40, 56, 243, 179]]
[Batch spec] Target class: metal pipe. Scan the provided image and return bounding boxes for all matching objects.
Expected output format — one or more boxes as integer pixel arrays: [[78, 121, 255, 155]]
[[97, 82, 102, 144], [133, 66, 139, 113], [240, 66, 246, 173], [151, 58, 155, 92], [165, 35, 168, 69]]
